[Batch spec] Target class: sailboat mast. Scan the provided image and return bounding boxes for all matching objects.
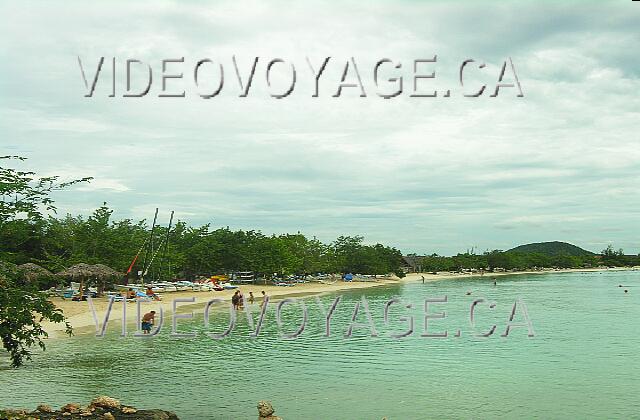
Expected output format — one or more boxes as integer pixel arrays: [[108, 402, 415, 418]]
[[159, 211, 174, 281], [141, 207, 159, 284]]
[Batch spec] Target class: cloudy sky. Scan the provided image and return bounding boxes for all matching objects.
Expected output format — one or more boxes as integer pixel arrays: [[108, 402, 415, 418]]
[[1, 1, 639, 255]]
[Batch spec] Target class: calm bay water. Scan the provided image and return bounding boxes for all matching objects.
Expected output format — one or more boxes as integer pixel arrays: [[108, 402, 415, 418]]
[[1, 271, 639, 419]]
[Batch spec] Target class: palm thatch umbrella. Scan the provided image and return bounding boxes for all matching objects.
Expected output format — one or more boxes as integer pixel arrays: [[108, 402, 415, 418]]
[[18, 263, 54, 281], [90, 264, 121, 278], [57, 263, 94, 297], [17, 262, 56, 290], [57, 263, 96, 278], [90, 264, 122, 295], [57, 263, 122, 296]]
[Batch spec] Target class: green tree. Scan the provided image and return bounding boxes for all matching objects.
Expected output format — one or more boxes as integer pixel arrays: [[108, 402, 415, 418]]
[[601, 244, 625, 266], [0, 262, 71, 367], [0, 156, 89, 367]]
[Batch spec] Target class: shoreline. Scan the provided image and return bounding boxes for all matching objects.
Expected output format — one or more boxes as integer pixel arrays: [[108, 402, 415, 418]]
[[43, 267, 636, 338], [405, 266, 635, 283], [42, 278, 399, 338]]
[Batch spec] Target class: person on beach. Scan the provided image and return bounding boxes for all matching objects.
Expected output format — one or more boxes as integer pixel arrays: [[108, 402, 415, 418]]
[[248, 291, 255, 304], [146, 286, 160, 301], [141, 310, 155, 334], [421, 275, 425, 284], [232, 290, 240, 310]]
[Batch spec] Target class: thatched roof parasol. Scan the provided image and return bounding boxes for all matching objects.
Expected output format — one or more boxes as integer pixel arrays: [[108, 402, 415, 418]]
[[18, 263, 54, 281], [56, 263, 96, 278], [57, 263, 122, 278], [57, 263, 123, 296], [89, 264, 121, 278]]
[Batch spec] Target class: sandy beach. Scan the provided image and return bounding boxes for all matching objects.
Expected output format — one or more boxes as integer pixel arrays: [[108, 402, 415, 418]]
[[43, 267, 636, 338], [42, 278, 400, 338]]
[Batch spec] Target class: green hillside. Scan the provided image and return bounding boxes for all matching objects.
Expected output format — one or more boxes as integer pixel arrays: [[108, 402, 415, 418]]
[[507, 241, 595, 256]]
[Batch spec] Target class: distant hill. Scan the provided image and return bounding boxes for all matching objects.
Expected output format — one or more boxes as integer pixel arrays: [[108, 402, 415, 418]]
[[507, 241, 595, 256]]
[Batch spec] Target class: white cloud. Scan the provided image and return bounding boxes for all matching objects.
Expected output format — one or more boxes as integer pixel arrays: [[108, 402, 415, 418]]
[[76, 179, 130, 193]]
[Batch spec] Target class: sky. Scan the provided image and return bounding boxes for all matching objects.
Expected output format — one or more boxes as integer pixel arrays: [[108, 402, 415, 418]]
[[1, 0, 639, 255]]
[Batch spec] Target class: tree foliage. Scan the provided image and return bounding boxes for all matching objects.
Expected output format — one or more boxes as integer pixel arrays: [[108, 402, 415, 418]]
[[414, 246, 639, 273], [0, 156, 85, 367], [1, 164, 406, 284], [2, 215, 404, 282], [0, 262, 71, 367]]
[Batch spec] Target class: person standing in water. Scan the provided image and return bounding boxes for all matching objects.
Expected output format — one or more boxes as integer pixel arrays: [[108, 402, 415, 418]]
[[141, 311, 155, 334], [237, 290, 244, 309], [231, 291, 240, 310], [421, 275, 425, 284]]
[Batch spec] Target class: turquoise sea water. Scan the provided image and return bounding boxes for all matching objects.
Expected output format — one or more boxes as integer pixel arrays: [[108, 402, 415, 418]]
[[1, 271, 639, 419]]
